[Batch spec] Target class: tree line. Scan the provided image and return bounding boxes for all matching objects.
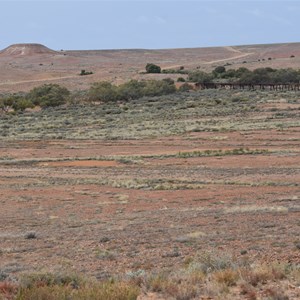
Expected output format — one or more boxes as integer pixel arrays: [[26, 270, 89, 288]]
[[0, 79, 182, 113], [1, 65, 300, 113]]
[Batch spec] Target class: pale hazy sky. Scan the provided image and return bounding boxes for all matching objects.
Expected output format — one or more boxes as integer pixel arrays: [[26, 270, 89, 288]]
[[1, 0, 300, 50]]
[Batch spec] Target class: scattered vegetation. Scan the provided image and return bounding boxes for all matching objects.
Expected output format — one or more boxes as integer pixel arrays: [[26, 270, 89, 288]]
[[0, 252, 298, 300], [177, 148, 269, 158], [162, 66, 188, 74], [1, 66, 300, 113], [1, 89, 299, 140]]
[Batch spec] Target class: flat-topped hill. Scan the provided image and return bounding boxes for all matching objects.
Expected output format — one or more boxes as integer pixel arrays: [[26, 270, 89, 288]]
[[0, 43, 57, 56]]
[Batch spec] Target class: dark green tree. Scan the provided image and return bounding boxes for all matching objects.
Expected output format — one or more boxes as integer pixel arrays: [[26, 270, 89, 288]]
[[213, 66, 226, 78], [145, 63, 161, 73]]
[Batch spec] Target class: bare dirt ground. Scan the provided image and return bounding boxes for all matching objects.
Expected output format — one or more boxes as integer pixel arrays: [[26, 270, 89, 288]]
[[1, 125, 299, 280]]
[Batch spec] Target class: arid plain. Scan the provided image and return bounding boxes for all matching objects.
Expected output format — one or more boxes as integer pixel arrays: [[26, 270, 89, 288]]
[[0, 43, 299, 299]]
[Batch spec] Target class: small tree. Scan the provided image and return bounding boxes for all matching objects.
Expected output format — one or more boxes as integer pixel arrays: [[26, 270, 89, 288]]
[[213, 66, 226, 77], [145, 63, 161, 73]]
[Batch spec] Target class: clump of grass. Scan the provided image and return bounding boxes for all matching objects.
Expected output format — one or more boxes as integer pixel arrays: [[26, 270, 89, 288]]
[[19, 272, 83, 289], [15, 281, 139, 300], [94, 248, 116, 260], [213, 268, 239, 287], [189, 250, 237, 274], [24, 232, 37, 239], [264, 287, 289, 300], [241, 263, 287, 287]]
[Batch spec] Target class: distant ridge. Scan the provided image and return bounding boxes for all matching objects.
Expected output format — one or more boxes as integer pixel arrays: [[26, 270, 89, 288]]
[[0, 43, 57, 56]]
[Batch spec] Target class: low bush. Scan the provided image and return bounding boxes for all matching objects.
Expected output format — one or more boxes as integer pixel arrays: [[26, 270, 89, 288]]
[[80, 70, 93, 76], [0, 94, 33, 112]]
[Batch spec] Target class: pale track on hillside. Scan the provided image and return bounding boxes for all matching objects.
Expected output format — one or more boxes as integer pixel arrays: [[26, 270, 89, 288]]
[[163, 46, 253, 70], [0, 75, 78, 86]]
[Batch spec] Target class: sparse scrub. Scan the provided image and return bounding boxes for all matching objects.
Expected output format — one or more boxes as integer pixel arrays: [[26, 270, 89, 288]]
[[0, 258, 298, 300], [177, 148, 269, 158], [213, 269, 239, 287], [1, 89, 299, 141], [15, 277, 139, 300]]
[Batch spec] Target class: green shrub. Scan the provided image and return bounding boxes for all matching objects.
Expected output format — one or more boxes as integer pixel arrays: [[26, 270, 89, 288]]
[[0, 96, 14, 112], [142, 79, 176, 97], [188, 70, 213, 83], [0, 94, 33, 112], [89, 82, 118, 102], [27, 84, 70, 108], [12, 98, 34, 112], [118, 80, 145, 100]]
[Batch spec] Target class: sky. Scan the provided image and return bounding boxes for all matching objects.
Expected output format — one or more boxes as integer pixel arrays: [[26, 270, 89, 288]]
[[0, 0, 300, 50]]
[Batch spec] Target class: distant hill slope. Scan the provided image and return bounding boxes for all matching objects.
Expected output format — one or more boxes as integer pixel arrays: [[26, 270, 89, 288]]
[[0, 42, 300, 93]]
